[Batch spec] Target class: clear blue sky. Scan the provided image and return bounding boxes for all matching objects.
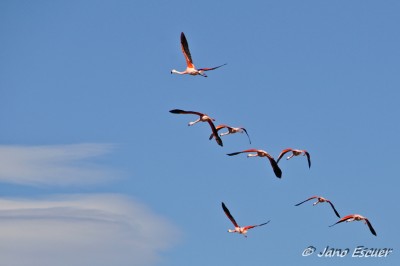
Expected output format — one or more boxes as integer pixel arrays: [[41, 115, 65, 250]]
[[0, 1, 399, 265]]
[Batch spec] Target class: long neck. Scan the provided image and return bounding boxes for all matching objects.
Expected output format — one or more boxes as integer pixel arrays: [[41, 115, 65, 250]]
[[171, 69, 185, 75]]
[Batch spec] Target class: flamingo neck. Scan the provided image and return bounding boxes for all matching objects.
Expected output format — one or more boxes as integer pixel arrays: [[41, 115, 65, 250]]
[[171, 69, 186, 75]]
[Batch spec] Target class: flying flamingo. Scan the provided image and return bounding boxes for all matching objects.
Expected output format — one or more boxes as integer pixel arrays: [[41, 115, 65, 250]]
[[227, 149, 282, 178], [277, 148, 311, 168], [171, 32, 226, 77], [169, 109, 223, 146], [329, 214, 377, 236], [209, 124, 251, 144], [222, 202, 270, 238], [295, 196, 340, 218]]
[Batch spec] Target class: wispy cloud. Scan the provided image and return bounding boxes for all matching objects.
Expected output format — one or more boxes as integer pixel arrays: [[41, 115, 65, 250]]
[[0, 194, 181, 266], [0, 143, 117, 186]]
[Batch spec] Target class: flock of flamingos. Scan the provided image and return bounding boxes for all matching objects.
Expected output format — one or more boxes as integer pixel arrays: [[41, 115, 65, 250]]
[[169, 32, 376, 237]]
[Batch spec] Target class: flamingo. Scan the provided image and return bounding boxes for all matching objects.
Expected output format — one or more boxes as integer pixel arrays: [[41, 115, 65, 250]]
[[222, 202, 270, 238], [330, 214, 377, 236], [171, 32, 226, 77], [277, 148, 311, 168], [295, 196, 340, 218], [226, 149, 282, 178], [169, 109, 223, 146], [209, 124, 251, 144]]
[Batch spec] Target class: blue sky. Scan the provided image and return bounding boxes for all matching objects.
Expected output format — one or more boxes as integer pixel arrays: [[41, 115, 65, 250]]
[[1, 1, 399, 265]]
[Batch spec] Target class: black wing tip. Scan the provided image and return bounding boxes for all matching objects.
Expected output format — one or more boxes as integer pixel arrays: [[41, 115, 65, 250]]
[[221, 202, 230, 213], [329, 221, 340, 227], [366, 220, 377, 236], [215, 135, 223, 147], [275, 170, 282, 178], [271, 160, 282, 178], [260, 220, 271, 226], [169, 109, 184, 114]]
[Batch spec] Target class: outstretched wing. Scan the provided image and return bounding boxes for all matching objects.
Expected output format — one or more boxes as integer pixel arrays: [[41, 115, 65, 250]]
[[198, 63, 227, 72], [294, 196, 318, 206], [169, 109, 204, 117], [180, 32, 194, 68], [329, 214, 354, 227], [327, 200, 341, 218], [207, 120, 223, 147], [267, 156, 282, 178], [243, 220, 270, 230], [240, 128, 252, 144], [227, 149, 259, 156], [276, 148, 293, 164], [222, 202, 239, 228], [209, 125, 227, 140], [305, 151, 311, 168], [365, 218, 377, 236]]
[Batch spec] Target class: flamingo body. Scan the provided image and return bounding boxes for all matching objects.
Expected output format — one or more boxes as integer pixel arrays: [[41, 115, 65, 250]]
[[330, 214, 377, 236], [277, 148, 311, 168], [169, 109, 223, 146], [222, 202, 269, 237], [209, 124, 251, 144], [227, 149, 282, 178], [295, 196, 340, 218], [171, 32, 226, 77]]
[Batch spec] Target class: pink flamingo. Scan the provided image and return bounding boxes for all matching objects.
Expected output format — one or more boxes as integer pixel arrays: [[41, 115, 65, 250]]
[[330, 214, 377, 236], [277, 148, 311, 168], [171, 32, 226, 77], [227, 149, 282, 178], [169, 109, 223, 146], [209, 124, 251, 144], [222, 202, 270, 238], [295, 196, 340, 218]]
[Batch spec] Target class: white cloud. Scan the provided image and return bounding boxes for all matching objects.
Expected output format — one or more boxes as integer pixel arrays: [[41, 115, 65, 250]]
[[0, 194, 181, 266], [0, 143, 117, 186]]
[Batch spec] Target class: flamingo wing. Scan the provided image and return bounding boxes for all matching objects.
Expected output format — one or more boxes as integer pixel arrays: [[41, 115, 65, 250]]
[[209, 125, 227, 140], [240, 128, 252, 144], [364, 218, 377, 236], [169, 109, 204, 117], [294, 196, 318, 206], [327, 200, 341, 218], [222, 202, 239, 228], [180, 32, 194, 68], [243, 220, 270, 230], [207, 120, 223, 147], [305, 151, 311, 168], [329, 214, 355, 227], [198, 63, 227, 72], [226, 149, 259, 156], [276, 148, 293, 164], [267, 156, 282, 178]]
